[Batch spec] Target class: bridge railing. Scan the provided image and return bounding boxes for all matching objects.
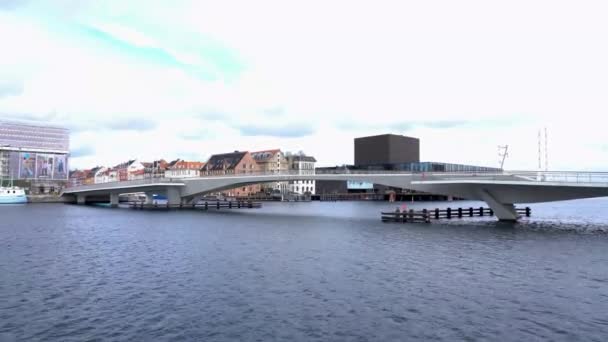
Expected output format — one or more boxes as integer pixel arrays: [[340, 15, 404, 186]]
[[194, 169, 508, 177], [65, 170, 492, 191], [504, 171, 608, 184], [65, 169, 608, 192], [427, 170, 608, 184], [64, 177, 183, 192]]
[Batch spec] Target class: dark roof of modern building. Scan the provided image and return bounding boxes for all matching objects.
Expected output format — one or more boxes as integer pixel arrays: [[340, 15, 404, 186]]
[[355, 133, 419, 140], [113, 159, 136, 169], [251, 149, 281, 162], [204, 151, 248, 171], [90, 166, 104, 174], [290, 155, 316, 162]]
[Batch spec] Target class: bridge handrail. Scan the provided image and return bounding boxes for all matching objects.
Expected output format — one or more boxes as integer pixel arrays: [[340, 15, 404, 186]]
[[64, 177, 182, 192], [504, 171, 608, 184], [65, 169, 608, 192]]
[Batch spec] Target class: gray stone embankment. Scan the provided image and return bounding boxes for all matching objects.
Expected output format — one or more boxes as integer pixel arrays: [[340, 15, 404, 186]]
[[27, 195, 73, 203]]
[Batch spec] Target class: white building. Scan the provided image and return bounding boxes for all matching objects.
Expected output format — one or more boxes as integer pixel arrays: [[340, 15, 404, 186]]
[[164, 159, 204, 178], [94, 167, 109, 184], [107, 169, 118, 183], [286, 153, 316, 195], [127, 160, 146, 180], [251, 149, 289, 194]]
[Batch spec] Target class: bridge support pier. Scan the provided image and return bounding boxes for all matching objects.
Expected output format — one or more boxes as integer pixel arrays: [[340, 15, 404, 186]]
[[166, 187, 183, 206], [144, 192, 154, 204], [182, 196, 197, 205], [76, 194, 86, 205], [110, 193, 119, 208], [479, 189, 519, 222]]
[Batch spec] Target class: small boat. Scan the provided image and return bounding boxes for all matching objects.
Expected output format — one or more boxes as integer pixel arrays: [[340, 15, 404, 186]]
[[0, 187, 27, 204], [0, 175, 27, 204]]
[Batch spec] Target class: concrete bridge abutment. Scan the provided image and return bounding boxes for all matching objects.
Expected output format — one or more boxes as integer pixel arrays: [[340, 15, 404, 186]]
[[144, 192, 154, 204], [110, 193, 119, 208], [166, 187, 183, 206], [479, 189, 519, 222]]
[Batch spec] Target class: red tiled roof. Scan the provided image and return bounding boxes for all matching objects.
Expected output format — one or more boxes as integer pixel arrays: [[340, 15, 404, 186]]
[[168, 160, 205, 170]]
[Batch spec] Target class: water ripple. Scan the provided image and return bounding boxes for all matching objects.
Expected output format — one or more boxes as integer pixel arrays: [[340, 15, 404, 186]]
[[1, 202, 608, 341]]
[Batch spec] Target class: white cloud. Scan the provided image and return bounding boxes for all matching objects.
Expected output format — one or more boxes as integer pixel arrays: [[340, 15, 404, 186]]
[[1, 1, 607, 170], [92, 22, 159, 48]]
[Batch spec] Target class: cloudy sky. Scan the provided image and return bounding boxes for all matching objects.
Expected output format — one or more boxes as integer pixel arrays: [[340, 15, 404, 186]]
[[1, 0, 607, 170]]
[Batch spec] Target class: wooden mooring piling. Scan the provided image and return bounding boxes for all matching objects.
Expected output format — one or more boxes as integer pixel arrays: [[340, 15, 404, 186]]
[[128, 200, 262, 210], [381, 206, 531, 223]]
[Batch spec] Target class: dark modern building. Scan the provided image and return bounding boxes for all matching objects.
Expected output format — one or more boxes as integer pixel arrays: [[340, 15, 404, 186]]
[[354, 134, 420, 167], [316, 133, 499, 196]]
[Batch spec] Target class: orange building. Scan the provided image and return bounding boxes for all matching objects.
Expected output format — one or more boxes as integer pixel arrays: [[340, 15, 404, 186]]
[[201, 151, 261, 197], [165, 159, 205, 178]]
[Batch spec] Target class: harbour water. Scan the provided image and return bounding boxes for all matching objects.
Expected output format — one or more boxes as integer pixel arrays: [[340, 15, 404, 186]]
[[1, 199, 607, 341]]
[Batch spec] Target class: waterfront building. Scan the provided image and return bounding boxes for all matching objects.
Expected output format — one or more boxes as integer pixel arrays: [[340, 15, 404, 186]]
[[165, 159, 204, 178], [142, 159, 169, 178], [83, 168, 99, 185], [286, 152, 316, 195], [317, 133, 499, 195], [251, 149, 289, 194], [354, 134, 420, 167], [70, 167, 107, 186], [106, 168, 119, 183], [201, 151, 261, 197], [68, 169, 87, 187], [0, 120, 70, 192], [94, 167, 110, 184], [110, 160, 146, 181]]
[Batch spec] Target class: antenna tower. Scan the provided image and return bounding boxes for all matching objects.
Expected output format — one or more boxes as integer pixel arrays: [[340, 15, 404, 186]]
[[538, 129, 542, 171], [545, 127, 549, 171], [498, 145, 509, 170]]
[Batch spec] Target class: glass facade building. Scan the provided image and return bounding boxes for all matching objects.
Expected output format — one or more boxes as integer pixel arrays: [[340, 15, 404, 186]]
[[362, 162, 500, 173], [0, 121, 70, 181]]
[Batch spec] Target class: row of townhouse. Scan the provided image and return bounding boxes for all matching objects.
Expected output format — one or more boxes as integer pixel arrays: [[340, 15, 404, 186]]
[[69, 150, 316, 196], [69, 160, 167, 186], [200, 150, 316, 196], [164, 160, 205, 178]]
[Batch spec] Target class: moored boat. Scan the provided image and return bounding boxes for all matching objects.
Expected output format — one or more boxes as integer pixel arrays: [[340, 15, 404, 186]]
[[0, 187, 27, 204], [0, 175, 27, 204]]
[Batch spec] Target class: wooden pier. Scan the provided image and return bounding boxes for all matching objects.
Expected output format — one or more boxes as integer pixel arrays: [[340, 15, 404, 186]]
[[382, 206, 532, 223], [315, 193, 385, 201], [128, 200, 262, 210], [381, 210, 432, 223]]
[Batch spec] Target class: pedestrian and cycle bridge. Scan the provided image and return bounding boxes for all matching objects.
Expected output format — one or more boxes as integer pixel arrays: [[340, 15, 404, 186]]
[[62, 170, 608, 221]]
